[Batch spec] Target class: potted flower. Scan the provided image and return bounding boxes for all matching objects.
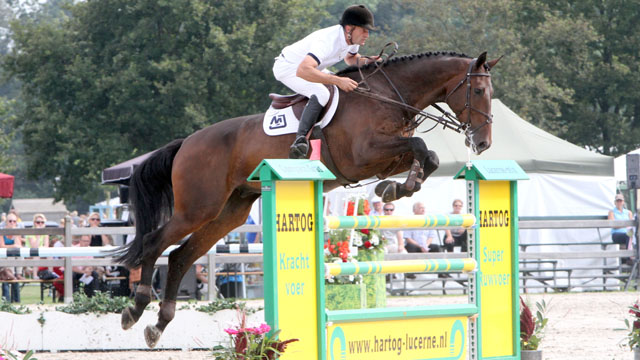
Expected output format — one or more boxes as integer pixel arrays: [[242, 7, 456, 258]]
[[520, 297, 549, 360], [212, 310, 298, 359], [624, 300, 640, 358]]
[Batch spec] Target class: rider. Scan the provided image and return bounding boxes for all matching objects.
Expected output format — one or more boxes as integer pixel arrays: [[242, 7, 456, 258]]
[[273, 4, 379, 159]]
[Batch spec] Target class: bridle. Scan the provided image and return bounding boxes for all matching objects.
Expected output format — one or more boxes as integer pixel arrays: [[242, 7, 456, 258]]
[[353, 44, 493, 139], [443, 59, 493, 140]]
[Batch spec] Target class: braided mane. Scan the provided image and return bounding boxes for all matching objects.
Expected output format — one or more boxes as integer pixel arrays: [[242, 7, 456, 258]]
[[336, 51, 470, 76]]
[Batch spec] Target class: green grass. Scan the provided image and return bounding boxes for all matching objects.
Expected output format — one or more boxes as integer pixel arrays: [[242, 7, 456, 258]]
[[13, 283, 59, 305]]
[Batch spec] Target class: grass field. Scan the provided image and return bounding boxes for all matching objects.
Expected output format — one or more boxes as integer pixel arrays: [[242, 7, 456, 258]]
[[5, 282, 60, 304]]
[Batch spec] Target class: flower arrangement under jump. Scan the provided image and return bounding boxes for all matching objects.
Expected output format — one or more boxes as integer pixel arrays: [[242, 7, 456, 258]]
[[212, 311, 298, 360], [520, 297, 549, 351], [623, 300, 640, 350], [343, 196, 385, 254]]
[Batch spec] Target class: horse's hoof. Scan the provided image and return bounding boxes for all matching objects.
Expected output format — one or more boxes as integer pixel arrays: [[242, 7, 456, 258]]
[[381, 183, 398, 203], [121, 306, 137, 330], [375, 180, 394, 197], [144, 324, 163, 348]]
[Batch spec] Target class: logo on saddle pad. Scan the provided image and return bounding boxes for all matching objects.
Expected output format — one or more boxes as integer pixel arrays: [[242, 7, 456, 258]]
[[263, 85, 339, 136]]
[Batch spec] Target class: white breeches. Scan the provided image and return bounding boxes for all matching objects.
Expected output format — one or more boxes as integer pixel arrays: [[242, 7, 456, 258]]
[[272, 57, 330, 106]]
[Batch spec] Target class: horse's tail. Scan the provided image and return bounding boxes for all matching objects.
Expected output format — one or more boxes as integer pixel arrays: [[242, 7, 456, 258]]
[[114, 138, 184, 268]]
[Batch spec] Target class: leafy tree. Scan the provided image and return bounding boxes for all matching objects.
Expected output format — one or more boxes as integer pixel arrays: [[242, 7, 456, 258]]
[[2, 0, 326, 207], [367, 0, 593, 134], [526, 1, 640, 155]]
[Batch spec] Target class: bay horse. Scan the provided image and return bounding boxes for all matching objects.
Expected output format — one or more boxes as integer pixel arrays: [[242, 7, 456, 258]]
[[115, 51, 500, 347]]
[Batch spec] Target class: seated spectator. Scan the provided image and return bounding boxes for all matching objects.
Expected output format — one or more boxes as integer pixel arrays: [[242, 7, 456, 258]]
[[380, 202, 405, 254], [0, 209, 25, 229], [403, 202, 441, 253], [195, 263, 208, 300], [245, 215, 261, 244], [370, 196, 383, 216], [216, 263, 243, 298], [444, 199, 468, 252], [1, 213, 23, 302], [24, 213, 50, 279], [72, 235, 100, 297], [87, 212, 113, 246], [609, 193, 634, 265]]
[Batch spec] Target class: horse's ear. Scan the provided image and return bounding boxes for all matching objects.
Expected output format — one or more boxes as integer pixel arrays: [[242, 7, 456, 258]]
[[486, 55, 503, 71], [475, 52, 487, 69]]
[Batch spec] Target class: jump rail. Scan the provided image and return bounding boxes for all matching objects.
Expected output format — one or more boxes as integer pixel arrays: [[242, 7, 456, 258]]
[[325, 258, 477, 277], [324, 213, 476, 230]]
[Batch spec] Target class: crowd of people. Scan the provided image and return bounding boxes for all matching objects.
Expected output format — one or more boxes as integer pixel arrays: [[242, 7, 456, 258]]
[[0, 209, 125, 303], [372, 197, 468, 256]]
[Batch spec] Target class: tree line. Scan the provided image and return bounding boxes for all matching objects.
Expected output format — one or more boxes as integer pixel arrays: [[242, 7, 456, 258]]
[[0, 0, 638, 208]]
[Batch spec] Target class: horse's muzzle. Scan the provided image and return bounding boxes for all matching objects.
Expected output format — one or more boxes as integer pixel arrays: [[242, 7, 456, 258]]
[[465, 136, 491, 155]]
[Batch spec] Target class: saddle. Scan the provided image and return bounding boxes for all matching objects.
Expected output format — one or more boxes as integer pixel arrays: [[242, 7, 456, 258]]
[[267, 85, 336, 120]]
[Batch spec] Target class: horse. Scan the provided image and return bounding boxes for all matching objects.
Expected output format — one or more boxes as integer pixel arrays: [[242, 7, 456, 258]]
[[115, 50, 500, 347]]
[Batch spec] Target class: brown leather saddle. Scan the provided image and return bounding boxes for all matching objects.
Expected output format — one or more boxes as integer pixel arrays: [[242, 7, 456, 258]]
[[268, 85, 336, 120]]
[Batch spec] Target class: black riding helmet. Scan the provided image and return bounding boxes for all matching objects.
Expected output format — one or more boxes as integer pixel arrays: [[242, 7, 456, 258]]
[[340, 4, 376, 31]]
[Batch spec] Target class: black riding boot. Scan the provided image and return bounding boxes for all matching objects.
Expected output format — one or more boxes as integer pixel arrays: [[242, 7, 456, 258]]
[[289, 95, 324, 159]]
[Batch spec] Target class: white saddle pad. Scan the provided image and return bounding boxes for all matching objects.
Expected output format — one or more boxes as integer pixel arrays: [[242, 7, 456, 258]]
[[263, 86, 339, 136]]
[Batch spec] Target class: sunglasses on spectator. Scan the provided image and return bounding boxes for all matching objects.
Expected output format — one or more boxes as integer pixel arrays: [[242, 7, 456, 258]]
[[90, 218, 100, 221], [35, 221, 45, 224], [616, 199, 624, 202], [383, 208, 394, 212], [7, 220, 16, 223]]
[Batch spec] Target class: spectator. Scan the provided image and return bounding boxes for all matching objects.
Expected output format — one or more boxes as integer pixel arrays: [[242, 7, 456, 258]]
[[403, 202, 441, 253], [60, 217, 76, 229], [25, 213, 50, 248], [24, 213, 50, 279], [1, 213, 23, 302], [216, 263, 243, 298], [608, 193, 634, 256], [87, 212, 113, 246], [195, 263, 208, 300], [0, 213, 23, 249], [370, 196, 383, 215], [78, 213, 88, 228], [380, 202, 405, 253], [245, 215, 261, 244], [210, 236, 243, 298], [72, 235, 100, 297], [443, 199, 468, 253]]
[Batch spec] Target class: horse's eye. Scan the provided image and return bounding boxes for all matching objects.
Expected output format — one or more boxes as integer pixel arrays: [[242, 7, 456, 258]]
[[474, 88, 484, 95]]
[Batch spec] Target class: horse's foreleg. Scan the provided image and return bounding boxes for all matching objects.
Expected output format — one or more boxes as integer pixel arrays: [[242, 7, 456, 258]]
[[145, 193, 257, 348], [375, 138, 438, 202]]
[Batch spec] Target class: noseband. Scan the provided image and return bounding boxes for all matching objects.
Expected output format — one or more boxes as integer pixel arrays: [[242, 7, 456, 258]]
[[443, 59, 493, 138]]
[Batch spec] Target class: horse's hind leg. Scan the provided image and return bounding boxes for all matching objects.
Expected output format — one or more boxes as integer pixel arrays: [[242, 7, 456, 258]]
[[121, 216, 197, 331], [144, 192, 258, 348]]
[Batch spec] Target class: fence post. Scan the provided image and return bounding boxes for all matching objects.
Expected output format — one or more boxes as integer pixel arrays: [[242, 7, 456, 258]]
[[63, 215, 73, 304], [207, 253, 216, 300]]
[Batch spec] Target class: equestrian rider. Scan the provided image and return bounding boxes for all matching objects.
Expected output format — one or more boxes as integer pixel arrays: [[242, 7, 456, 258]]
[[273, 4, 378, 159]]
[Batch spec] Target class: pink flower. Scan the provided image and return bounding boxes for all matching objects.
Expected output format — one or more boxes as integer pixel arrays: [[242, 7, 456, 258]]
[[224, 327, 240, 335], [257, 323, 271, 334]]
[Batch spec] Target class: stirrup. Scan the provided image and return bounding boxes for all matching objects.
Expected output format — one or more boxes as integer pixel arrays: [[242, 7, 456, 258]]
[[289, 137, 309, 159]]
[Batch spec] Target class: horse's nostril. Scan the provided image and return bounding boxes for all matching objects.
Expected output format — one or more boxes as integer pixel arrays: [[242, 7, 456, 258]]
[[477, 141, 489, 152]]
